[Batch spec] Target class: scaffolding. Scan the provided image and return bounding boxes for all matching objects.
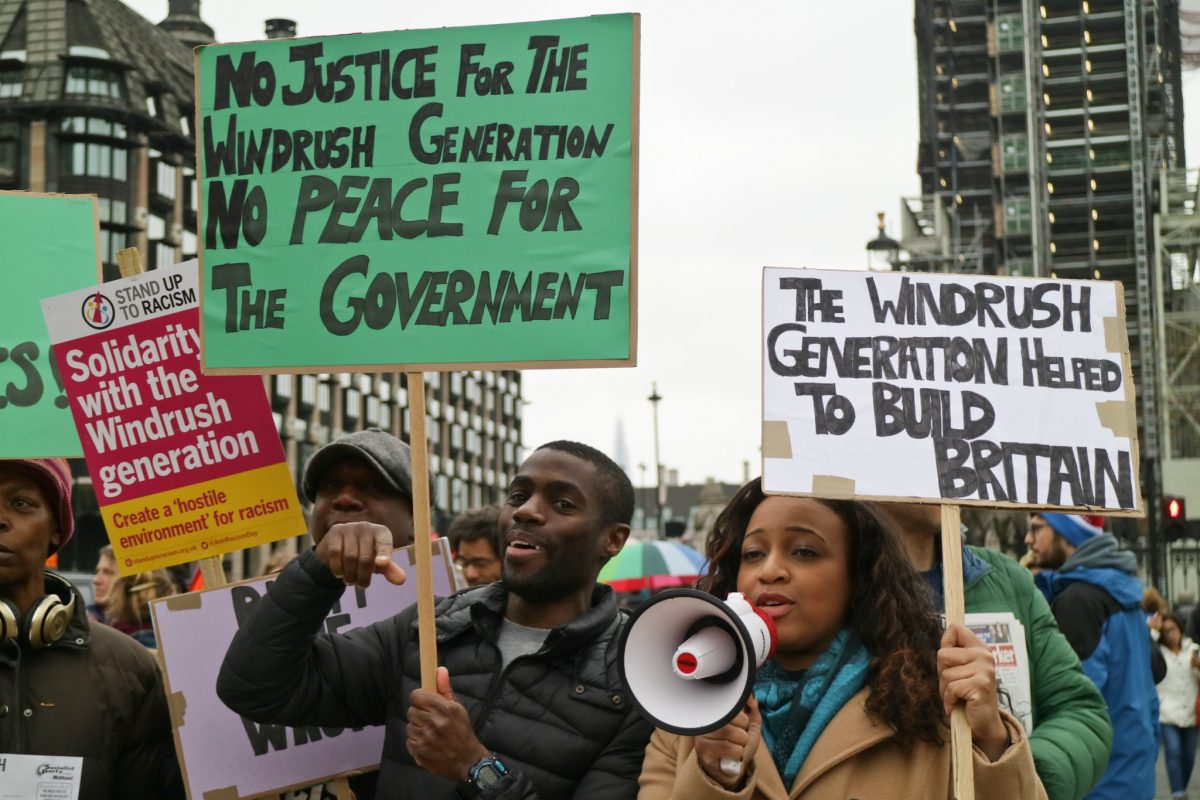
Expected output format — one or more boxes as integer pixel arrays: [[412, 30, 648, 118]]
[[1155, 167, 1200, 461]]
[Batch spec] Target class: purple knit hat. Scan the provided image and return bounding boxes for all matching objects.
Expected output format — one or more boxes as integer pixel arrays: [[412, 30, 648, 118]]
[[3, 459, 75, 553]]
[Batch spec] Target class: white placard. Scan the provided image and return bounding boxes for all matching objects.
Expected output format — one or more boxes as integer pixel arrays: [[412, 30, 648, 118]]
[[0, 754, 83, 800], [762, 268, 1140, 513]]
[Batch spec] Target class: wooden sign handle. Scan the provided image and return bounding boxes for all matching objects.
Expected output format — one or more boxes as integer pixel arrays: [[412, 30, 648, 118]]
[[116, 246, 144, 277], [406, 372, 439, 690], [940, 503, 974, 800]]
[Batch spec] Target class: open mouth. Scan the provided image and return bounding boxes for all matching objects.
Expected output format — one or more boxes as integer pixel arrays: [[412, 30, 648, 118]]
[[755, 594, 794, 617], [505, 531, 546, 555]]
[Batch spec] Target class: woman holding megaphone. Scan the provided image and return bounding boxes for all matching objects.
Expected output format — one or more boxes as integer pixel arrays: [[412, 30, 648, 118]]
[[637, 479, 1045, 799]]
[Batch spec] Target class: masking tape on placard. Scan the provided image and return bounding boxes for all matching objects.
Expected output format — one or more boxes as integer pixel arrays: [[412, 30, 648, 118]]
[[165, 592, 202, 611], [1103, 316, 1129, 355], [762, 421, 793, 459], [1096, 400, 1135, 439], [202, 787, 241, 800], [812, 475, 856, 497], [167, 691, 187, 729]]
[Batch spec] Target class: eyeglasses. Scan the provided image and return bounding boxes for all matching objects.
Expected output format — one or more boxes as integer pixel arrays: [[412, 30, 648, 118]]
[[1026, 522, 1049, 536], [455, 557, 498, 571]]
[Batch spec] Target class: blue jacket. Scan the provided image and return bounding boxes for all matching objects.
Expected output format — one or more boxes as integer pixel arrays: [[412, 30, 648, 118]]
[[1036, 535, 1158, 800]]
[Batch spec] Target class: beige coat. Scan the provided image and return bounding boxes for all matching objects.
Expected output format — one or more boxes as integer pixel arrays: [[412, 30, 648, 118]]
[[638, 688, 1048, 800]]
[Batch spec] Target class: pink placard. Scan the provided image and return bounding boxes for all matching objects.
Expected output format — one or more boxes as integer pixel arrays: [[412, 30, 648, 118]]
[[152, 540, 457, 800]]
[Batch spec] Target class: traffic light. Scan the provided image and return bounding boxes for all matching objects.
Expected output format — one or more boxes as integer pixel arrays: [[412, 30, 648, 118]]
[[1163, 496, 1187, 540]]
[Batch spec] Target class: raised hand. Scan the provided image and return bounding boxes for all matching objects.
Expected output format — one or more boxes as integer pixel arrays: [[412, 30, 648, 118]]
[[314, 521, 407, 588]]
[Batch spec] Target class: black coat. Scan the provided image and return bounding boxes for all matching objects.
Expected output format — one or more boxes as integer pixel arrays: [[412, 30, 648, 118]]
[[217, 550, 652, 799], [0, 572, 182, 800]]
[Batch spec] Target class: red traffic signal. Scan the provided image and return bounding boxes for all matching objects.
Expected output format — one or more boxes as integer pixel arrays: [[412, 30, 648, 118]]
[[1165, 496, 1186, 521]]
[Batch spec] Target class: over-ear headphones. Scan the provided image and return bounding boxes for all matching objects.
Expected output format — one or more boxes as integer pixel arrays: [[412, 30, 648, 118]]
[[0, 589, 76, 649]]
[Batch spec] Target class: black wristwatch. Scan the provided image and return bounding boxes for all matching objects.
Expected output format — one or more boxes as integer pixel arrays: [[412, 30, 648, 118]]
[[457, 754, 508, 799]]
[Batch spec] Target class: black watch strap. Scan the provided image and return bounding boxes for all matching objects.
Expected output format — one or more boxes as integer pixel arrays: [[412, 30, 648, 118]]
[[457, 754, 508, 799]]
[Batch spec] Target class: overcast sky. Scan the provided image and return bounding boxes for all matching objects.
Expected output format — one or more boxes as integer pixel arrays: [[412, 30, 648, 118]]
[[124, 0, 1200, 488]]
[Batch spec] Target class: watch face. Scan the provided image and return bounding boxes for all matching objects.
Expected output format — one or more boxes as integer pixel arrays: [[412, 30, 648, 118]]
[[475, 762, 503, 789]]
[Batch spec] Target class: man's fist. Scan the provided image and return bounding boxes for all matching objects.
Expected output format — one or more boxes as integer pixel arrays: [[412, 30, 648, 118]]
[[315, 521, 407, 588]]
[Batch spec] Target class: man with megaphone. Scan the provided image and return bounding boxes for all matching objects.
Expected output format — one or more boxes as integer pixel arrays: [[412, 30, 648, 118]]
[[219, 436, 653, 800], [635, 479, 1046, 799]]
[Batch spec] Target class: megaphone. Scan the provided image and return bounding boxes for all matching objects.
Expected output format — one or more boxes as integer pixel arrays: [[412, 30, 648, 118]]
[[619, 589, 777, 735]]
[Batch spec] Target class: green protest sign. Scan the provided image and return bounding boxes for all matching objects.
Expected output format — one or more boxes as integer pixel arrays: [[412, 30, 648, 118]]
[[0, 191, 101, 457], [197, 14, 638, 373]]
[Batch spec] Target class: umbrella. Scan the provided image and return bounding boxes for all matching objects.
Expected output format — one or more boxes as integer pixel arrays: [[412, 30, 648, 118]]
[[598, 540, 707, 592]]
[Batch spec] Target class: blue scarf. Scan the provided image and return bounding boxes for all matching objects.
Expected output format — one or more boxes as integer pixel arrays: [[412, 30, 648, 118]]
[[753, 628, 871, 787]]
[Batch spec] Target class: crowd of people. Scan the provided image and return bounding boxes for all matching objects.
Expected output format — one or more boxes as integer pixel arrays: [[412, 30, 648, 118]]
[[0, 433, 1196, 799]]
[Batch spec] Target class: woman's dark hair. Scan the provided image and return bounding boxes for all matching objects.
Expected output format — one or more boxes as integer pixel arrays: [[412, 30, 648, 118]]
[[697, 478, 945, 745], [1161, 612, 1186, 643]]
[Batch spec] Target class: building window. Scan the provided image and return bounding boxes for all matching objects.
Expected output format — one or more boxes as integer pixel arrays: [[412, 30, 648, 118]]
[[181, 230, 197, 260], [64, 63, 126, 100], [98, 227, 126, 265], [0, 122, 18, 188], [153, 241, 176, 269], [96, 197, 127, 225], [0, 67, 22, 98], [299, 376, 317, 408], [182, 167, 197, 213], [146, 213, 176, 268], [60, 116, 125, 138], [59, 140, 127, 180], [155, 159, 177, 200], [317, 382, 331, 413], [147, 214, 165, 241]]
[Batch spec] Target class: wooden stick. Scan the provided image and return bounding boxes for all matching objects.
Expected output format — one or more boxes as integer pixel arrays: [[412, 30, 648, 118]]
[[406, 371, 438, 690], [940, 503, 974, 800], [116, 247, 144, 277], [199, 555, 227, 588], [332, 777, 354, 799]]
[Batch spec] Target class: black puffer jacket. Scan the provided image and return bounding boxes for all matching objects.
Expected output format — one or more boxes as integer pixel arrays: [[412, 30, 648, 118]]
[[217, 550, 652, 799], [0, 572, 183, 799]]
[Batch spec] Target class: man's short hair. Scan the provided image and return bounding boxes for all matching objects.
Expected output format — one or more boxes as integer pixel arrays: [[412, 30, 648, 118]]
[[447, 504, 502, 555], [534, 441, 634, 526]]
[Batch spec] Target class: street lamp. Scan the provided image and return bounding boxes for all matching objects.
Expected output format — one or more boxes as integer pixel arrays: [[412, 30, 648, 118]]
[[637, 462, 648, 532], [648, 382, 664, 538], [865, 211, 902, 271]]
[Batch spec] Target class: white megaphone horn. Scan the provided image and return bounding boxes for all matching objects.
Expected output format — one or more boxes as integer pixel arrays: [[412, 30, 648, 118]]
[[619, 589, 777, 735]]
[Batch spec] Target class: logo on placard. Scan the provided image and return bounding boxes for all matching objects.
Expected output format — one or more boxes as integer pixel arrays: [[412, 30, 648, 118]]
[[36, 763, 74, 778], [81, 291, 115, 330]]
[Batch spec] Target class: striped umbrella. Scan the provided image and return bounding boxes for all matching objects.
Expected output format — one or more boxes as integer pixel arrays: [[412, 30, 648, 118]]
[[598, 540, 707, 592]]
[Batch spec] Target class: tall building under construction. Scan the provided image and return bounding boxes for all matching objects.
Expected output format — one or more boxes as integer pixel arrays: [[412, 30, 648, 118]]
[[911, 0, 1185, 519]]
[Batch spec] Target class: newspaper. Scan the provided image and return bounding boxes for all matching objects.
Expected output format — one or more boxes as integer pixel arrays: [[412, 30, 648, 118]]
[[965, 612, 1033, 734]]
